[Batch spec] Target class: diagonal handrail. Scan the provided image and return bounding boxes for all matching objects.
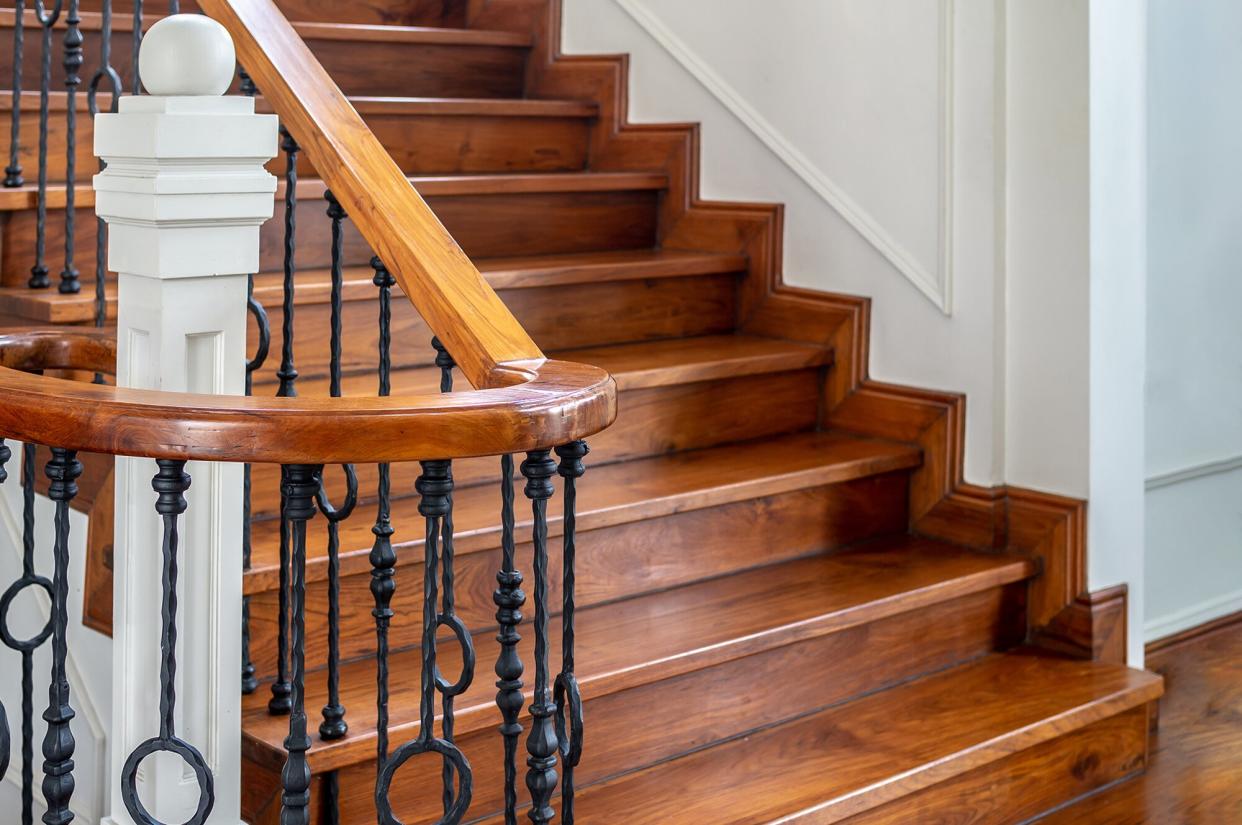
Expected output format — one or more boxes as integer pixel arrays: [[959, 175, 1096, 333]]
[[197, 0, 544, 391]]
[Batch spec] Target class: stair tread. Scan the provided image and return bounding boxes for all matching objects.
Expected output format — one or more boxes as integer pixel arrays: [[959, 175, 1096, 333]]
[[243, 428, 918, 594], [254, 334, 832, 394], [241, 535, 1039, 772], [0, 9, 530, 47], [0, 90, 598, 118], [475, 651, 1162, 825], [0, 249, 745, 324], [0, 171, 669, 211]]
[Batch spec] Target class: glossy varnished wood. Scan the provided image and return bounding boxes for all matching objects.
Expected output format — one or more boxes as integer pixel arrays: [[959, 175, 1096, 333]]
[[333, 583, 1028, 824], [1037, 618, 1242, 823], [196, 0, 549, 388], [240, 538, 1038, 772], [242, 429, 920, 591], [470, 653, 1159, 825]]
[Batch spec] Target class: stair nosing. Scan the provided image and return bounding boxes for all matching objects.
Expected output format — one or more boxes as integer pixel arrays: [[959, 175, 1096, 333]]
[[242, 542, 1039, 773], [241, 430, 917, 595]]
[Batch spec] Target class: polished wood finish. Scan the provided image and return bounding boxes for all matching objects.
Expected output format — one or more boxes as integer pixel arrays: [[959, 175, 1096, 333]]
[[0, 341, 615, 461], [470, 652, 1160, 824], [1035, 583, 1129, 664], [197, 0, 546, 389], [336, 584, 1028, 824], [69, 0, 469, 27], [241, 539, 1038, 772], [847, 705, 1151, 825], [1038, 617, 1242, 822]]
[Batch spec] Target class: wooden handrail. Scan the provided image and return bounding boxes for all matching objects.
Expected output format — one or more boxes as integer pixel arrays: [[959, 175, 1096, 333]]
[[197, 0, 544, 391], [0, 330, 615, 463]]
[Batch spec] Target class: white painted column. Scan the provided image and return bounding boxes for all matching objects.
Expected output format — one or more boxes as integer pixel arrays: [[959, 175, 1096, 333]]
[[93, 15, 278, 825]]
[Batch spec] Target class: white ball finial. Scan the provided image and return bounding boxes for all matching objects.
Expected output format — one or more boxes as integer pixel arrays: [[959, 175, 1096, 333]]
[[139, 15, 237, 96]]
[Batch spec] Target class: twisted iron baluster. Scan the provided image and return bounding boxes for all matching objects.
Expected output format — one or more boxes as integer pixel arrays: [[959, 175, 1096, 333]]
[[120, 461, 215, 825], [238, 67, 265, 696], [317, 190, 358, 745], [374, 462, 472, 825], [4, 0, 25, 187], [430, 338, 475, 816], [0, 441, 13, 786], [278, 465, 320, 825], [131, 1, 143, 94], [58, 0, 82, 294], [41, 447, 81, 825], [554, 442, 587, 824], [369, 256, 396, 785], [269, 126, 300, 716], [30, 0, 65, 288], [88, 0, 122, 330], [494, 453, 525, 825], [0, 442, 54, 825], [521, 451, 559, 825]]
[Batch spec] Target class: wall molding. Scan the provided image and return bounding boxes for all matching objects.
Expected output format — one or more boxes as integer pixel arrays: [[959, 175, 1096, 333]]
[[613, 0, 957, 314], [1145, 586, 1242, 643], [1146, 451, 1242, 490]]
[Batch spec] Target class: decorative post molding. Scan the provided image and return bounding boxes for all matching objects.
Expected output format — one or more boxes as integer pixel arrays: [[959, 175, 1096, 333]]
[[93, 15, 278, 825]]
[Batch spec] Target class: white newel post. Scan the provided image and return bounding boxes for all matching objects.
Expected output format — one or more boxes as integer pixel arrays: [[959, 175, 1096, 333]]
[[93, 16, 278, 825]]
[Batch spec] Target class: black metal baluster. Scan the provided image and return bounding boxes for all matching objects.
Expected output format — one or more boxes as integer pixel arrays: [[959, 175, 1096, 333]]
[[0, 442, 53, 825], [88, 0, 121, 330], [374, 461, 471, 825], [494, 453, 525, 825], [241, 270, 270, 695], [58, 0, 82, 294], [0, 440, 13, 787], [429, 338, 475, 816], [553, 442, 587, 824], [278, 464, 320, 825], [30, 0, 64, 288], [131, 1, 143, 94], [120, 461, 214, 825], [268, 126, 300, 716], [238, 62, 264, 696], [369, 256, 396, 787], [5, 0, 25, 187], [521, 451, 559, 825], [41, 447, 81, 825], [317, 190, 358, 747]]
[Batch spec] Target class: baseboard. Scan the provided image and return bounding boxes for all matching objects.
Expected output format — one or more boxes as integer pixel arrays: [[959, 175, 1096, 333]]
[[1146, 597, 1242, 653]]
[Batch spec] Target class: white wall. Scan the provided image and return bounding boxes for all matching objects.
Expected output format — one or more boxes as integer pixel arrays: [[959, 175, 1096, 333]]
[[564, 0, 1149, 660], [1145, 0, 1242, 640], [564, 0, 1009, 486]]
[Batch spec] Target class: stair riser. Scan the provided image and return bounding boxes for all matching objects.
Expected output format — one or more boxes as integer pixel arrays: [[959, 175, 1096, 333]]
[[838, 704, 1150, 825], [0, 28, 524, 101], [246, 473, 911, 679], [1, 192, 660, 285], [250, 354, 789, 523], [248, 273, 737, 389], [325, 584, 1026, 825], [1, 109, 591, 183], [64, 0, 469, 26]]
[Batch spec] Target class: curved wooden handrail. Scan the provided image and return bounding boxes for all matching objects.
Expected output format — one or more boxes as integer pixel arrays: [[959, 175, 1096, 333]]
[[0, 330, 615, 463], [197, 0, 542, 391]]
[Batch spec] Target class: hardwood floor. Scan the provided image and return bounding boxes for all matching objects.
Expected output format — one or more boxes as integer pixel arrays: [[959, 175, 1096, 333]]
[[1040, 615, 1242, 823]]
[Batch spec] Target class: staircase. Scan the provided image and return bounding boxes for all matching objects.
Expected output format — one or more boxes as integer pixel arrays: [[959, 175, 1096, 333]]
[[0, 1, 1161, 822]]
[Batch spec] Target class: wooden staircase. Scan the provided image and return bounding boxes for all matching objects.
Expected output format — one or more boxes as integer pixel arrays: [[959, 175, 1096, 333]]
[[0, 0, 1161, 822]]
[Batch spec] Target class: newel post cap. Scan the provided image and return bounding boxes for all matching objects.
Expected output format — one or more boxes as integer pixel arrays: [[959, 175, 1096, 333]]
[[139, 14, 236, 96]]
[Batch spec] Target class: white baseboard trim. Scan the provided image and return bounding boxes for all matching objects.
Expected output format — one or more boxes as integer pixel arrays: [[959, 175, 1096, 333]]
[[1145, 587, 1242, 641]]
